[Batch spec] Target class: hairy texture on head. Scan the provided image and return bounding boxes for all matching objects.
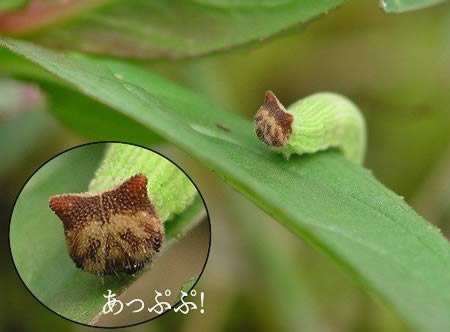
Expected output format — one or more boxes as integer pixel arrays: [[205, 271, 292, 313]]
[[49, 174, 164, 275], [254, 90, 293, 147]]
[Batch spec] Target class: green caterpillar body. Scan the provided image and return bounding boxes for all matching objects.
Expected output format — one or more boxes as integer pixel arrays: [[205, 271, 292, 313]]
[[255, 91, 366, 164], [89, 144, 197, 222]]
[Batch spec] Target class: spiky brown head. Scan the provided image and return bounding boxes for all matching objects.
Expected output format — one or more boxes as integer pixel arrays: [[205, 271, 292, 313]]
[[254, 91, 294, 147], [49, 174, 164, 275]]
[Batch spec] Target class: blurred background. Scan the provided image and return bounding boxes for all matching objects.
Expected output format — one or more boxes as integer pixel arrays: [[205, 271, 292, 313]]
[[1, 1, 450, 331]]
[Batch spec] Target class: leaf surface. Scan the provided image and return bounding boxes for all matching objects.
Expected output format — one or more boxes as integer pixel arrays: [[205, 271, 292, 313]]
[[0, 0, 345, 59]]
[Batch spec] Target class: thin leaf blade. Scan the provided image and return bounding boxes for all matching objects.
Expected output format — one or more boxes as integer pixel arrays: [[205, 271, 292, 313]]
[[0, 0, 346, 59]]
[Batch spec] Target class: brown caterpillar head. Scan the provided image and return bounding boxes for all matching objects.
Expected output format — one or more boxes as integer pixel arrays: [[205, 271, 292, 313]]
[[254, 90, 293, 147], [49, 174, 164, 276]]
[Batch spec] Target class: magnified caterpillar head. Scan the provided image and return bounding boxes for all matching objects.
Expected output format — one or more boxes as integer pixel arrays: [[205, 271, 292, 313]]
[[49, 174, 164, 275], [254, 90, 294, 147]]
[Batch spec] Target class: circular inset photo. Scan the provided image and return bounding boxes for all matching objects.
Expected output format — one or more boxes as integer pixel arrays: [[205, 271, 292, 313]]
[[9, 142, 210, 328]]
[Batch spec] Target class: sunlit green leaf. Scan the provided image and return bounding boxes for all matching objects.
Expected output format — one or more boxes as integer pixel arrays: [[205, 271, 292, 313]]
[[0, 0, 346, 59]]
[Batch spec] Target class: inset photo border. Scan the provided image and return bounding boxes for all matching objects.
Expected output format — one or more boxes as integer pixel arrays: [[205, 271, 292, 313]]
[[8, 141, 211, 328]]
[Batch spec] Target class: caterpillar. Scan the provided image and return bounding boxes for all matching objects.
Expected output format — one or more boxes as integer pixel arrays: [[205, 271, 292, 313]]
[[49, 143, 198, 275], [254, 91, 366, 164]]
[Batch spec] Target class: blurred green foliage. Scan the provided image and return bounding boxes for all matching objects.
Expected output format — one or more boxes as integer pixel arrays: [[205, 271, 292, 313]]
[[0, 0, 28, 13]]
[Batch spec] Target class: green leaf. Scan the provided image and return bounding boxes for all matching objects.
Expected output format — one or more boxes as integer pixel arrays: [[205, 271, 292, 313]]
[[41, 82, 163, 146], [1, 0, 346, 59], [3, 39, 450, 331], [380, 0, 447, 13], [9, 142, 206, 325], [0, 51, 163, 144], [0, 0, 28, 13]]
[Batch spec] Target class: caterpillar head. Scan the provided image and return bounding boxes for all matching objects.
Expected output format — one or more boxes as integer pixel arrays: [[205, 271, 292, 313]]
[[254, 91, 293, 147], [49, 174, 164, 275]]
